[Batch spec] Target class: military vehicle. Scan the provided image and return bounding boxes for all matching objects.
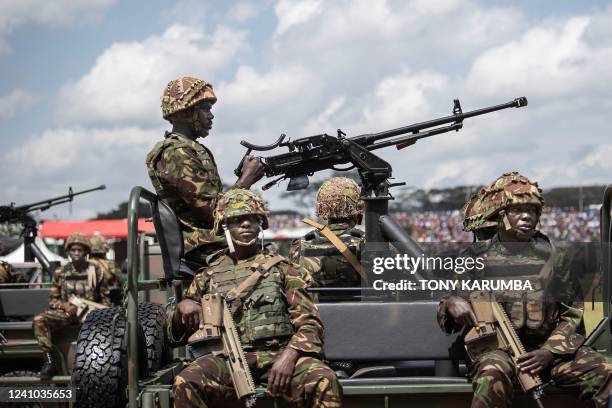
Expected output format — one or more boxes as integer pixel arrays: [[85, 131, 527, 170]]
[[0, 186, 108, 383], [64, 97, 608, 408]]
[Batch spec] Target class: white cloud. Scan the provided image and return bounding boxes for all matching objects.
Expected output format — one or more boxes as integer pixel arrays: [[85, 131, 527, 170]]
[[466, 16, 612, 100], [0, 88, 39, 119], [216, 64, 322, 131], [54, 24, 247, 127], [1, 125, 164, 219], [533, 144, 612, 187], [0, 0, 117, 54], [362, 70, 449, 129], [227, 1, 265, 23], [272, 0, 524, 69], [274, 0, 323, 35]]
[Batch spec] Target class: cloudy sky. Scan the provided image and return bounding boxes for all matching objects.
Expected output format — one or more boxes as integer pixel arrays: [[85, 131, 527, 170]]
[[1, 0, 611, 220]]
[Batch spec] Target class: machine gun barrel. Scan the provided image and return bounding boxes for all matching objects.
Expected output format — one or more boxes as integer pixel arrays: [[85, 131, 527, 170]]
[[17, 184, 106, 213], [358, 97, 528, 146]]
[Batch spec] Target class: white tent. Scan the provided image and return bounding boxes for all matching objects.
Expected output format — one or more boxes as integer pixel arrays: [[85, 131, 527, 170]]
[[0, 236, 67, 265]]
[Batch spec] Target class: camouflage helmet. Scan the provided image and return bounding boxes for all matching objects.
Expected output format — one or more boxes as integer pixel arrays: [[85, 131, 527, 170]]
[[316, 177, 363, 220], [477, 172, 544, 223], [462, 189, 497, 232], [213, 189, 269, 234], [64, 232, 91, 252], [160, 77, 217, 120], [89, 233, 109, 255]]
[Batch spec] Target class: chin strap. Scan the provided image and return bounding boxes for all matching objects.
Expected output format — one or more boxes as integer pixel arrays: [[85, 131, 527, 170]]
[[233, 238, 257, 247], [224, 226, 236, 254], [500, 210, 512, 231]]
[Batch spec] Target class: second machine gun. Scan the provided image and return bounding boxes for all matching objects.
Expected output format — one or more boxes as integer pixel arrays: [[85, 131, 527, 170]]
[[0, 185, 106, 276]]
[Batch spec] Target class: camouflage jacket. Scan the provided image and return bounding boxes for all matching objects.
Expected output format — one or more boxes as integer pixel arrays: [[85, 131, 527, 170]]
[[89, 258, 123, 288], [48, 261, 111, 309], [289, 222, 364, 287], [0, 260, 12, 284], [145, 131, 222, 253], [437, 232, 585, 356], [168, 250, 324, 356]]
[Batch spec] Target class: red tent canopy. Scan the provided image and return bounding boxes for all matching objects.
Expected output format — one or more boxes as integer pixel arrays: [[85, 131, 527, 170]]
[[40, 219, 155, 239]]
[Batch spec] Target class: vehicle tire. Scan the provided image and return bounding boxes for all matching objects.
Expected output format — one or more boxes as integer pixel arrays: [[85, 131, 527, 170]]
[[137, 302, 168, 373], [72, 307, 146, 408]]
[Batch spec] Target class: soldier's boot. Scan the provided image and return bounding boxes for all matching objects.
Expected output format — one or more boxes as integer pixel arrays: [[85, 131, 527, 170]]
[[39, 351, 58, 380]]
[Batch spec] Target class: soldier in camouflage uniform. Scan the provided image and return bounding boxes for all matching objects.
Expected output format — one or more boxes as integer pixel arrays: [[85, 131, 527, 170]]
[[437, 172, 611, 407], [290, 177, 364, 289], [0, 242, 12, 283], [0, 260, 12, 284], [169, 189, 342, 408], [33, 232, 111, 379], [89, 232, 123, 289], [145, 77, 264, 263]]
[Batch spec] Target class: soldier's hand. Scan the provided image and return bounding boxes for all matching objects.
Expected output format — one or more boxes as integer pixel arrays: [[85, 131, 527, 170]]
[[236, 155, 264, 188], [267, 347, 299, 397], [446, 296, 478, 327], [517, 349, 554, 375], [175, 299, 203, 332]]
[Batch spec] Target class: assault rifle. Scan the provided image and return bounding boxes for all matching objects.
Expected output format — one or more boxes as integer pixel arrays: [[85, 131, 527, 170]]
[[188, 294, 256, 408], [68, 294, 108, 323], [0, 185, 106, 274], [235, 97, 527, 193], [465, 292, 547, 408]]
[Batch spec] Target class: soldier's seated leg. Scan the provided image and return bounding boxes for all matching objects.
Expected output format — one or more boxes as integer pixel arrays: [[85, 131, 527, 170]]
[[469, 349, 516, 408], [550, 346, 612, 408], [173, 354, 237, 408], [282, 356, 342, 408], [32, 309, 77, 379]]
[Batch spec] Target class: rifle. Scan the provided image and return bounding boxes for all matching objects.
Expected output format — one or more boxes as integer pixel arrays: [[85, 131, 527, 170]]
[[68, 295, 108, 323], [0, 185, 106, 273], [235, 97, 527, 192], [188, 294, 256, 408], [465, 292, 547, 408]]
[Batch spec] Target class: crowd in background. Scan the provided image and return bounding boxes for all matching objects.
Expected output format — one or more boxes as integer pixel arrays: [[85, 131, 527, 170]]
[[268, 208, 601, 242]]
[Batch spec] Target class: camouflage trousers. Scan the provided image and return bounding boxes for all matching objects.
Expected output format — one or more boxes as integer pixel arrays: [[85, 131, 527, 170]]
[[32, 309, 80, 352], [173, 349, 342, 408], [470, 347, 612, 408]]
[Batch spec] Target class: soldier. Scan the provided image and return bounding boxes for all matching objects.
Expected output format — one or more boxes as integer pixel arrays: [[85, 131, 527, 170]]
[[169, 189, 342, 408], [0, 242, 11, 284], [289, 177, 365, 289], [145, 77, 264, 263], [33, 232, 110, 379], [0, 260, 12, 284], [88, 232, 123, 289], [437, 172, 611, 407]]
